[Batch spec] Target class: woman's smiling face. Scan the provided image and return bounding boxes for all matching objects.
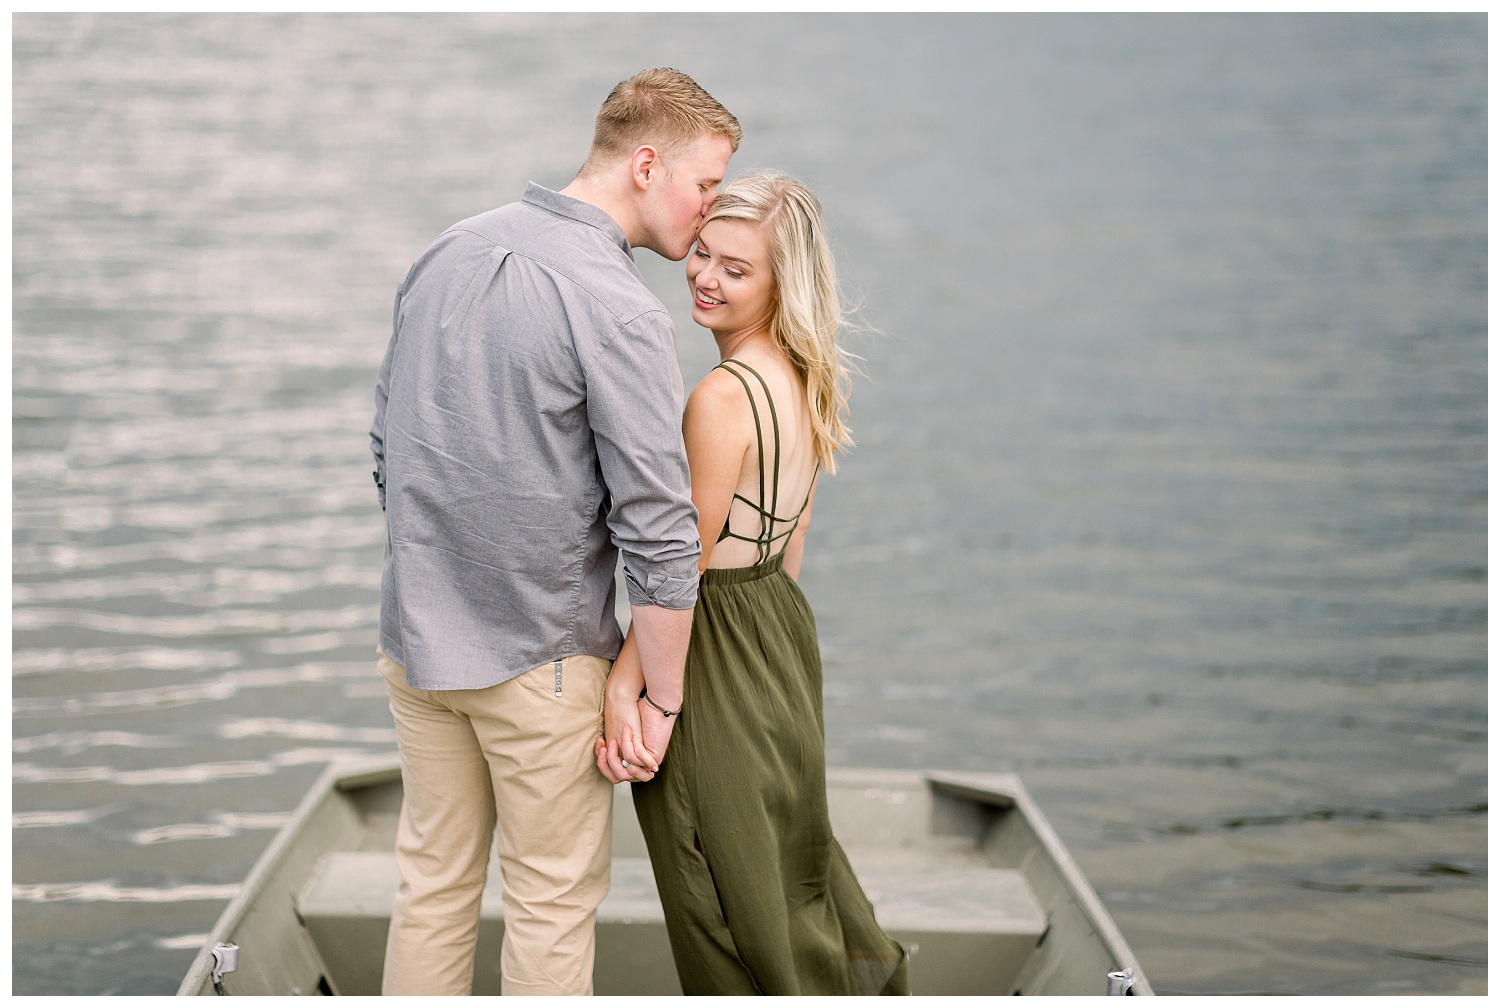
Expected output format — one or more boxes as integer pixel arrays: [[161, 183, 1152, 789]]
[[685, 218, 776, 336]]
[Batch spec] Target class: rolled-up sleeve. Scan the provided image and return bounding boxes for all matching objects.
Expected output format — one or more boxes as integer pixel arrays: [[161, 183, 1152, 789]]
[[583, 309, 701, 609]]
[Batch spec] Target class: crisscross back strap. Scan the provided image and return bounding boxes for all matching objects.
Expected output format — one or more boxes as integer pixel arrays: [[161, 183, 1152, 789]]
[[712, 359, 818, 563]]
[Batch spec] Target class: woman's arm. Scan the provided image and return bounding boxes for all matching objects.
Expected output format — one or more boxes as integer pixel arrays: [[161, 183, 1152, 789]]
[[682, 369, 755, 573]]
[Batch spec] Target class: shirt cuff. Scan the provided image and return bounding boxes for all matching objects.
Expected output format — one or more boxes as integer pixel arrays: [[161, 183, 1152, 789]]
[[623, 563, 699, 610]]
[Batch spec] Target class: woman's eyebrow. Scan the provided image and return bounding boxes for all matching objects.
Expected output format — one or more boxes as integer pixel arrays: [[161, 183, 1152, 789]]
[[697, 238, 752, 268]]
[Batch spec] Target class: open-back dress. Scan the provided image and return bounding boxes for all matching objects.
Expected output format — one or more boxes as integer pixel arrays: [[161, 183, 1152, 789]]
[[631, 359, 909, 996]]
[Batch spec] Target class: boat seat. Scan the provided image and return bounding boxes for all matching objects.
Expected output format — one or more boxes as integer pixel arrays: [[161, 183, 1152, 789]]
[[296, 850, 1045, 995]]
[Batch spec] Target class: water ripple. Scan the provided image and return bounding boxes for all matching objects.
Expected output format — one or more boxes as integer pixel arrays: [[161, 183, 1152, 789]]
[[129, 810, 295, 845], [14, 730, 181, 755], [13, 567, 379, 604], [14, 809, 110, 828], [13, 882, 241, 903], [13, 603, 378, 637], [14, 747, 374, 786], [217, 717, 396, 743], [13, 520, 382, 574], [1152, 801, 1489, 837], [12, 646, 241, 677], [13, 661, 373, 717]]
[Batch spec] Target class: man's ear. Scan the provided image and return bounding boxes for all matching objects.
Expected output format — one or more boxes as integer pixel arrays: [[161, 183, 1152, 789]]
[[629, 144, 659, 193]]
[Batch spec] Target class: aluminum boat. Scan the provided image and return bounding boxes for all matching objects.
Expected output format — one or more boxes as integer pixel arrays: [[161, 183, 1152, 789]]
[[178, 755, 1151, 995]]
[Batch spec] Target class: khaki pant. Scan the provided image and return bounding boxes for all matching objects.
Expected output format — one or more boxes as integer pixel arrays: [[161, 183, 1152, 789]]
[[377, 649, 613, 996]]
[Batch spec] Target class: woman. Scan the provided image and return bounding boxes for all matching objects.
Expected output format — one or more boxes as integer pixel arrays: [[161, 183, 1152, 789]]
[[595, 171, 909, 996]]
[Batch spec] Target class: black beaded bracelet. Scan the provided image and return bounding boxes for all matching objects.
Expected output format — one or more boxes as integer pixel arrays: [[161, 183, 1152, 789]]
[[641, 690, 680, 718]]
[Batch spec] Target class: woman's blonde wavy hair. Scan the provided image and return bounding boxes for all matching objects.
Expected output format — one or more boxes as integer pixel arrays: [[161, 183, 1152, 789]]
[[702, 171, 854, 472]]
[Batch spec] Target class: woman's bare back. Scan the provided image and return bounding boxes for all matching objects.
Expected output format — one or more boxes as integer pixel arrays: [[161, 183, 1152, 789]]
[[700, 349, 820, 570]]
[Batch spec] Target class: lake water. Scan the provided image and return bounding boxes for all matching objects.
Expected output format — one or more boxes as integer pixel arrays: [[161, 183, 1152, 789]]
[[12, 13, 1486, 996]]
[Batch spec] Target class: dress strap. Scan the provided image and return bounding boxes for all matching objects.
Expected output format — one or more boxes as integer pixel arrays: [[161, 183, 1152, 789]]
[[713, 360, 776, 526], [714, 360, 773, 562]]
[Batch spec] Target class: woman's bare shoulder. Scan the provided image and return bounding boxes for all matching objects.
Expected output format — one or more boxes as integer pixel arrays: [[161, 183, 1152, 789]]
[[686, 365, 753, 426], [684, 366, 755, 475]]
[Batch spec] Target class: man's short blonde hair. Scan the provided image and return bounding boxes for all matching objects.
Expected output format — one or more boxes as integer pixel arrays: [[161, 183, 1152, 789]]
[[580, 68, 741, 175]]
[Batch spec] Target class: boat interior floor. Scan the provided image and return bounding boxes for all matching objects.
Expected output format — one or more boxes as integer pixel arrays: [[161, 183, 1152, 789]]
[[295, 774, 1059, 996]]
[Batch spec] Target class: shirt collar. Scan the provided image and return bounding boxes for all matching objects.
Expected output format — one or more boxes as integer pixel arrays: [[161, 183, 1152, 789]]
[[522, 182, 632, 257]]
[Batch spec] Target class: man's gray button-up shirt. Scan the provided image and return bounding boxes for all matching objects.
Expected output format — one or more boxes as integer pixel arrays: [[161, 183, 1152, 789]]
[[370, 183, 701, 691]]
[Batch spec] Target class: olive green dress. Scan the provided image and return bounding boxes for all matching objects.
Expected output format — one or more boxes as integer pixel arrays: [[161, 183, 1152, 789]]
[[632, 360, 909, 996]]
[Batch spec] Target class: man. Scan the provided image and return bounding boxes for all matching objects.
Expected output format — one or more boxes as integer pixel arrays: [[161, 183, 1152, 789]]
[[369, 68, 740, 996]]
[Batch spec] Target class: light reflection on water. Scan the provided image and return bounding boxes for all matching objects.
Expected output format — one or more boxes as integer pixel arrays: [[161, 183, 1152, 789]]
[[13, 13, 1485, 996]]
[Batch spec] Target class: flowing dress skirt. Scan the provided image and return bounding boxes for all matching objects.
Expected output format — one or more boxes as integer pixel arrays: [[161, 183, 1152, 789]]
[[631, 555, 909, 995]]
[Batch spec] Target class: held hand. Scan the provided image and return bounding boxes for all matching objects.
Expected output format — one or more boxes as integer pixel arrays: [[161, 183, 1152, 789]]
[[597, 690, 657, 785], [596, 735, 656, 785]]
